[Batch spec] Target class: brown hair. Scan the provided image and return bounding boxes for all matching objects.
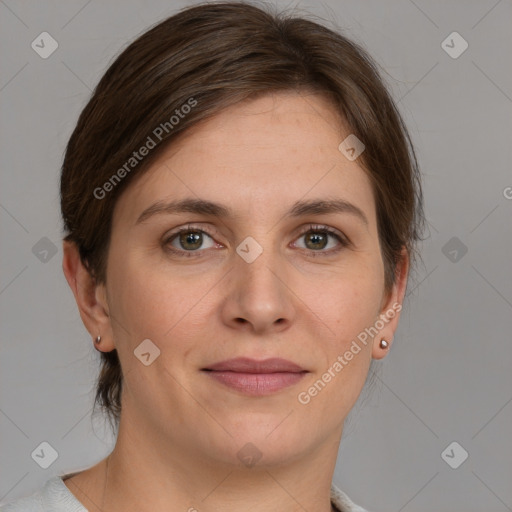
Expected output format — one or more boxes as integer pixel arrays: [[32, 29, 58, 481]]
[[60, 1, 425, 433]]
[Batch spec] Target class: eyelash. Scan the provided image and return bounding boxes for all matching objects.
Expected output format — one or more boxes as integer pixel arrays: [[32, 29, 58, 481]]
[[162, 223, 349, 259]]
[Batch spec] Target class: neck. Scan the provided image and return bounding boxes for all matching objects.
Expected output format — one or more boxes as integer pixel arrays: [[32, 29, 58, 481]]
[[101, 413, 342, 512]]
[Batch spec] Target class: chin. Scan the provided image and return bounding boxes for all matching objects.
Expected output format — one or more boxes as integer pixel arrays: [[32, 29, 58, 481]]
[[205, 419, 316, 469]]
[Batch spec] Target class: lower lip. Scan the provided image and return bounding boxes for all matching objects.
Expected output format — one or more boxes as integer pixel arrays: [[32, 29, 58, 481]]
[[204, 371, 307, 395]]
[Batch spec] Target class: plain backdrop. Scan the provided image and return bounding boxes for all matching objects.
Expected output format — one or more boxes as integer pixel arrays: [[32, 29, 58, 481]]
[[1, 1, 511, 511]]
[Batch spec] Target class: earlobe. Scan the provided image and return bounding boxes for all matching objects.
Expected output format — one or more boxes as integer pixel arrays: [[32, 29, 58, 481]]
[[372, 247, 409, 359], [62, 241, 115, 351]]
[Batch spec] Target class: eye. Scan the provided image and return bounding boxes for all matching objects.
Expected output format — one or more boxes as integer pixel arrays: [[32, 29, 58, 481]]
[[163, 223, 349, 259], [164, 225, 217, 256], [292, 224, 348, 255]]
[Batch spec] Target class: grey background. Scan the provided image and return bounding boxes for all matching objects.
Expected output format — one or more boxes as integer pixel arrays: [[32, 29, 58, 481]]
[[1, 0, 511, 511]]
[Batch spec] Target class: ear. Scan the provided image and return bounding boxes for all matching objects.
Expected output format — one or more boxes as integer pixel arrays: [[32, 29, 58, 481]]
[[372, 247, 409, 360], [62, 240, 115, 352]]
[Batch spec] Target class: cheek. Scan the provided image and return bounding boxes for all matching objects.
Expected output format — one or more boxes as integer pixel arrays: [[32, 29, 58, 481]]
[[314, 257, 385, 346], [299, 273, 379, 416], [106, 253, 217, 347]]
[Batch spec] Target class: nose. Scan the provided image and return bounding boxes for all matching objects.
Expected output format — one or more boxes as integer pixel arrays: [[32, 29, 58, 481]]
[[220, 248, 296, 335]]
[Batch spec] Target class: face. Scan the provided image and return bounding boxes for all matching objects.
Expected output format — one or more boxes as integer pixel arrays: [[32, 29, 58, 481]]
[[96, 91, 405, 468]]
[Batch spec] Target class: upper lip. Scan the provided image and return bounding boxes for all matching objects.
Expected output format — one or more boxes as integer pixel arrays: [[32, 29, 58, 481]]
[[202, 357, 307, 373]]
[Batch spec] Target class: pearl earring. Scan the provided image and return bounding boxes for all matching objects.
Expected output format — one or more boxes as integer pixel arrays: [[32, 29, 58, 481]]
[[379, 339, 389, 349]]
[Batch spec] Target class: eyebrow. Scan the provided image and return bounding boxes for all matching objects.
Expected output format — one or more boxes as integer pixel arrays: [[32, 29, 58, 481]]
[[135, 197, 368, 226]]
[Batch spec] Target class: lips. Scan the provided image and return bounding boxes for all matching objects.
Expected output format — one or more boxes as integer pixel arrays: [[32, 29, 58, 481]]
[[203, 357, 306, 373], [202, 357, 308, 395]]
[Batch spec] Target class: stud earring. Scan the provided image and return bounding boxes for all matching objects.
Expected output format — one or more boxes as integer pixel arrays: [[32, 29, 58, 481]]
[[379, 339, 389, 349], [95, 335, 101, 344]]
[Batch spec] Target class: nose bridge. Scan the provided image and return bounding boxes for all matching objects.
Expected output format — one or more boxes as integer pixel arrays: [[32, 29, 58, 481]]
[[235, 236, 282, 296], [227, 235, 293, 330]]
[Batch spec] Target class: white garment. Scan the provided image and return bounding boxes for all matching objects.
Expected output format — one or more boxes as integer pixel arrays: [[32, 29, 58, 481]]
[[0, 474, 370, 512]]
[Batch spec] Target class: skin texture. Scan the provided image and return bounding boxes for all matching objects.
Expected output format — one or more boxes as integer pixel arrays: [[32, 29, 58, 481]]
[[62, 91, 409, 512]]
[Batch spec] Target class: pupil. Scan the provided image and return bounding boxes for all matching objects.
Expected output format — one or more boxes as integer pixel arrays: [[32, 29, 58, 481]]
[[180, 231, 202, 250], [307, 232, 326, 250]]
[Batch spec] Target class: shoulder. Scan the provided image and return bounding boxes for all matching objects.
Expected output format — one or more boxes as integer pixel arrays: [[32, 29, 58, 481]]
[[330, 483, 371, 512], [0, 476, 87, 512], [0, 493, 43, 512], [0, 483, 45, 512], [2, 476, 368, 512]]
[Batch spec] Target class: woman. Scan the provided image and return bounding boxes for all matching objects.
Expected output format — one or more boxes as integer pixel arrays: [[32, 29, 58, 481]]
[[1, 2, 424, 511]]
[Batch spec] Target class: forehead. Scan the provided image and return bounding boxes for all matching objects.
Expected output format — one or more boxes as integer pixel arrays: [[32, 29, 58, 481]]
[[113, 92, 376, 227]]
